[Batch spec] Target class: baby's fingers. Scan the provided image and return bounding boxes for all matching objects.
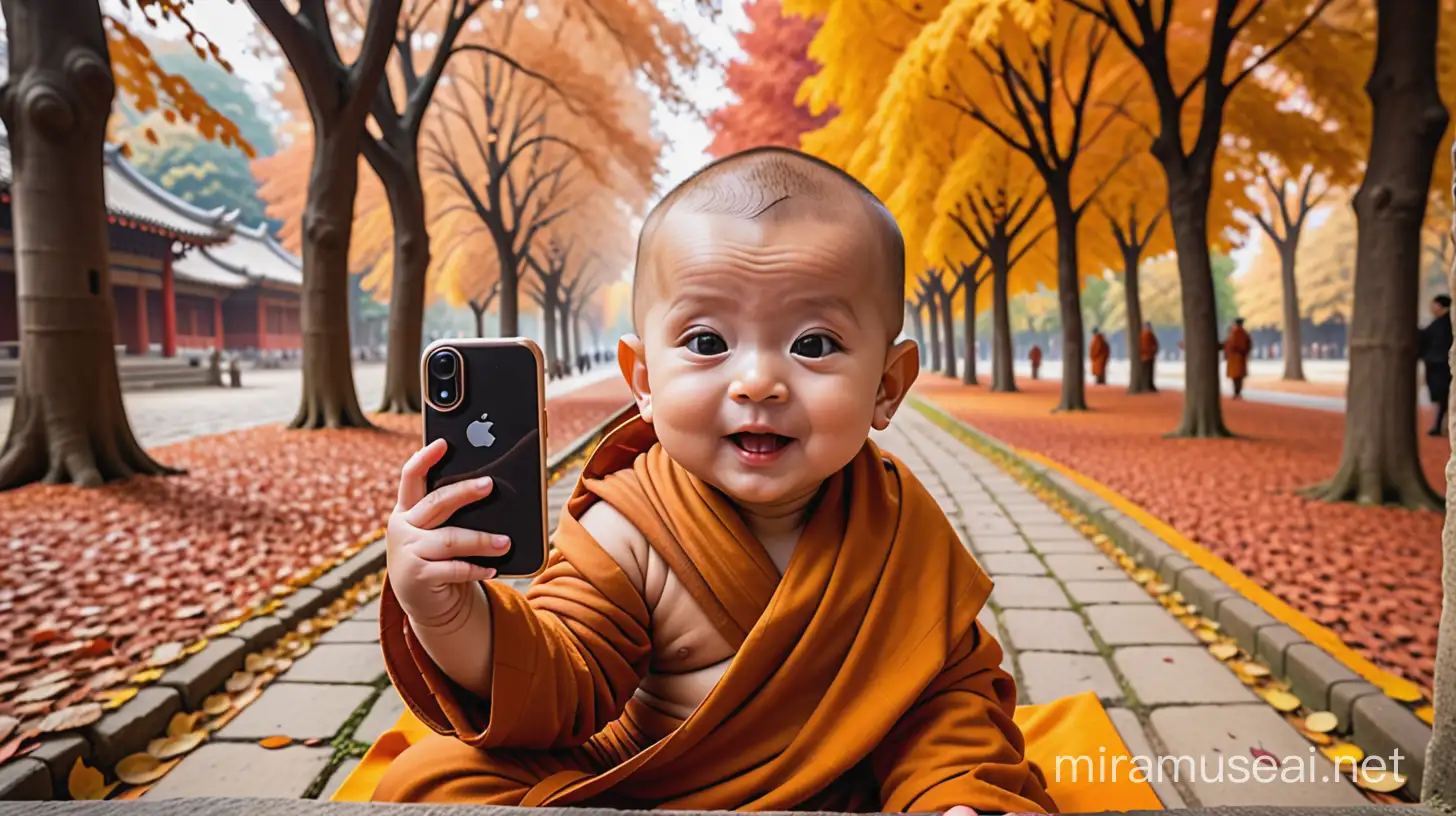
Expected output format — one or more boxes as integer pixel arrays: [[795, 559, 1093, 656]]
[[397, 439, 448, 511], [405, 476, 495, 530], [416, 557, 498, 587], [409, 527, 511, 562]]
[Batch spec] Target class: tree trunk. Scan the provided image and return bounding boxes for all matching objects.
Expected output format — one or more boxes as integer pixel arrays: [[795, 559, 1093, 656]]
[[369, 147, 428, 413], [991, 248, 1016, 393], [292, 128, 371, 429], [0, 0, 179, 488], [497, 246, 520, 337], [1278, 240, 1307, 381], [927, 291, 943, 373], [1052, 195, 1088, 411], [940, 286, 957, 378], [1123, 246, 1152, 394], [471, 302, 486, 338], [963, 280, 979, 386], [1304, 0, 1446, 510], [571, 307, 584, 373], [1163, 178, 1230, 437], [539, 279, 559, 378], [559, 299, 573, 377], [908, 303, 926, 364]]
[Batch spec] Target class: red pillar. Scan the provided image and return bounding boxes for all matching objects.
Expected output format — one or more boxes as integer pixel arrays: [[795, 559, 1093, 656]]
[[257, 294, 268, 350], [214, 297, 224, 350], [135, 284, 149, 356], [161, 244, 177, 357]]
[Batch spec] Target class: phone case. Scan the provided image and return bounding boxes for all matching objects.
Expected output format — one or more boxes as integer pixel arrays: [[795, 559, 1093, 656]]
[[421, 338, 549, 578]]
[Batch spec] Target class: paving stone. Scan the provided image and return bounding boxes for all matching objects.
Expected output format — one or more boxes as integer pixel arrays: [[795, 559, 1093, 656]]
[[319, 620, 382, 644], [353, 688, 407, 744], [278, 587, 327, 628], [1017, 524, 1087, 542], [25, 735, 88, 795], [160, 637, 248, 710], [1114, 646, 1259, 706], [1174, 569, 1237, 617], [1284, 643, 1362, 713], [1105, 708, 1187, 809], [145, 742, 333, 799], [0, 759, 50, 800], [83, 686, 181, 768], [1046, 554, 1123, 581], [990, 576, 1071, 609], [354, 599, 381, 621], [976, 605, 1015, 677], [320, 757, 362, 802], [1255, 625, 1306, 676], [1148, 704, 1367, 806], [227, 615, 289, 652], [1026, 537, 1098, 555], [1064, 580, 1156, 605], [216, 683, 374, 741], [1216, 599, 1279, 656], [310, 568, 350, 604], [1121, 526, 1179, 570], [1350, 694, 1432, 795], [1086, 605, 1198, 646], [1018, 652, 1122, 704], [1002, 609, 1097, 654], [1155, 555, 1202, 586], [982, 553, 1047, 576], [283, 643, 386, 685], [1328, 680, 1382, 732], [969, 535, 1029, 554]]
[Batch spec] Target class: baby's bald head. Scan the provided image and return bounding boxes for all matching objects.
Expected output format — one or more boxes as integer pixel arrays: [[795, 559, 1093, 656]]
[[631, 147, 906, 336]]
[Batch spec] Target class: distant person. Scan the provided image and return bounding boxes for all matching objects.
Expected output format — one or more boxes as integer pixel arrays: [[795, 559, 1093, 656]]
[[1139, 322, 1160, 392], [1029, 344, 1043, 380], [1420, 294, 1453, 437], [1089, 328, 1109, 386], [1222, 318, 1252, 399]]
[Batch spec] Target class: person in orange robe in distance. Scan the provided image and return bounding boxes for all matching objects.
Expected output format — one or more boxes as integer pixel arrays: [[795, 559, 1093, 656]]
[[1139, 322, 1160, 392], [1089, 328, 1109, 386], [1223, 317, 1253, 399], [1029, 345, 1043, 380]]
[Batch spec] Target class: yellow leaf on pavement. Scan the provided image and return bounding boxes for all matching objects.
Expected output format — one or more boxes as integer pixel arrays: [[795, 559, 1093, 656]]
[[68, 757, 118, 800]]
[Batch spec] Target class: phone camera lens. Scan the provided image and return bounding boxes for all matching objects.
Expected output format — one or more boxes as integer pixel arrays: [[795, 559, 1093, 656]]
[[429, 350, 457, 380]]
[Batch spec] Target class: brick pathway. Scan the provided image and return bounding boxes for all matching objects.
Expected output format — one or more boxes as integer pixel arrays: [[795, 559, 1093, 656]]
[[140, 409, 1368, 808]]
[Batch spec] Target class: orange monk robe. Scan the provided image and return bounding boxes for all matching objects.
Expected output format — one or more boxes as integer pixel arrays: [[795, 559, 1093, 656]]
[[1029, 346, 1043, 366], [1089, 334, 1110, 381], [1138, 329, 1159, 362], [1224, 325, 1252, 381], [373, 415, 1057, 812]]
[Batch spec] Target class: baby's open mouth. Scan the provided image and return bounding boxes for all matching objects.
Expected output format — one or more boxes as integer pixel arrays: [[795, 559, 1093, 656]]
[[728, 432, 794, 454]]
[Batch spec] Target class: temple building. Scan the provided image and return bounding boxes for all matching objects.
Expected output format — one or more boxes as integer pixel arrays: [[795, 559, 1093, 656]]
[[0, 137, 302, 360]]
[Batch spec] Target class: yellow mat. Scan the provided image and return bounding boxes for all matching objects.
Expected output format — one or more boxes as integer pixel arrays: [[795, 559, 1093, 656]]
[[330, 690, 1162, 812]]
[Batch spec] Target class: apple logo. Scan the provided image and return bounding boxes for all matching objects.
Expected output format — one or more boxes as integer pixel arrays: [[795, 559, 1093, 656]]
[[466, 413, 497, 448]]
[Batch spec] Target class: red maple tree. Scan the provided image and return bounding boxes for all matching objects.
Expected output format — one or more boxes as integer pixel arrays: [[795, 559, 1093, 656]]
[[706, 0, 832, 157]]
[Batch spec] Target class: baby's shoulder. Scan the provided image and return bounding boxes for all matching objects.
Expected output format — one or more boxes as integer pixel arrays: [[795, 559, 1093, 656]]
[[578, 498, 652, 595]]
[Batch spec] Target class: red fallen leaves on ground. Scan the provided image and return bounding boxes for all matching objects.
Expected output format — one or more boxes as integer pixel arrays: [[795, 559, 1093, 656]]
[[916, 376, 1445, 692], [0, 376, 630, 720]]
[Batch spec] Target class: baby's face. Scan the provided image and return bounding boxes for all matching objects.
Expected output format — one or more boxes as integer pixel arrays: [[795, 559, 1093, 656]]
[[629, 209, 913, 511]]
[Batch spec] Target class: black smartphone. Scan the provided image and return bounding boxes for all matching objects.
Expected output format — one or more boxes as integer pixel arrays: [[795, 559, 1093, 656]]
[[421, 338, 549, 578]]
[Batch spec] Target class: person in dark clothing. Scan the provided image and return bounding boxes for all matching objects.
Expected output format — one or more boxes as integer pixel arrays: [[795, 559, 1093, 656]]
[[1419, 294, 1453, 437]]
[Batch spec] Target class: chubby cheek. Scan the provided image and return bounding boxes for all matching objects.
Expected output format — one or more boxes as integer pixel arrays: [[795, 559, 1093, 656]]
[[644, 361, 723, 435], [797, 377, 877, 454]]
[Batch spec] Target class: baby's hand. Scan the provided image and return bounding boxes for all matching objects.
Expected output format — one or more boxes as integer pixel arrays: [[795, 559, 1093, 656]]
[[387, 439, 512, 629]]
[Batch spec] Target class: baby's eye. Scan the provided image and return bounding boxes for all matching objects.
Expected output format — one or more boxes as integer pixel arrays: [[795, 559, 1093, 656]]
[[791, 334, 840, 359], [685, 332, 728, 356]]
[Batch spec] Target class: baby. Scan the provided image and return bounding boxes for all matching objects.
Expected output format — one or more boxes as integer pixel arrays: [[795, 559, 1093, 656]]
[[373, 147, 1055, 813]]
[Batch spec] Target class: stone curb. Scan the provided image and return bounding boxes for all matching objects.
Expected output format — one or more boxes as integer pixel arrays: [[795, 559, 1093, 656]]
[[909, 397, 1434, 795], [1, 402, 636, 803]]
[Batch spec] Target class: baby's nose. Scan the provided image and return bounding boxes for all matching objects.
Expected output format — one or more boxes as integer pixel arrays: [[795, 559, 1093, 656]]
[[730, 357, 788, 403]]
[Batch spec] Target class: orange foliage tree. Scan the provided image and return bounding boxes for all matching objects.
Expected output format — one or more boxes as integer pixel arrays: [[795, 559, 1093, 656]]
[[706, 0, 831, 157]]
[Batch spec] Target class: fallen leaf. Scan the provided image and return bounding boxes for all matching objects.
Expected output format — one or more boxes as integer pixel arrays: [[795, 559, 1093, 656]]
[[39, 703, 103, 733], [231, 688, 261, 709], [303, 737, 324, 747], [1303, 711, 1338, 734], [148, 643, 185, 668], [1208, 642, 1240, 661], [1356, 769, 1408, 793], [1195, 628, 1220, 644], [117, 784, 152, 800], [183, 639, 209, 656], [129, 669, 163, 685], [1250, 747, 1279, 768], [27, 670, 72, 689], [29, 628, 60, 646], [15, 681, 70, 704], [167, 712, 201, 738], [0, 681, 18, 699], [150, 730, 206, 759], [0, 716, 17, 744], [97, 688, 139, 710], [205, 620, 242, 638], [174, 605, 206, 620], [1239, 663, 1270, 679], [116, 753, 176, 785], [258, 735, 292, 749], [79, 638, 113, 658], [244, 654, 273, 674], [224, 672, 255, 694], [1263, 690, 1302, 712], [68, 757, 119, 800], [1415, 705, 1434, 725], [1322, 742, 1365, 766], [202, 694, 231, 716], [1162, 657, 1174, 664], [0, 736, 23, 764]]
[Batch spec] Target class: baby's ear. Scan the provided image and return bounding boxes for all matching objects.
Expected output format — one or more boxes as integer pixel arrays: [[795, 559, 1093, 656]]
[[873, 338, 919, 430], [618, 335, 654, 423]]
